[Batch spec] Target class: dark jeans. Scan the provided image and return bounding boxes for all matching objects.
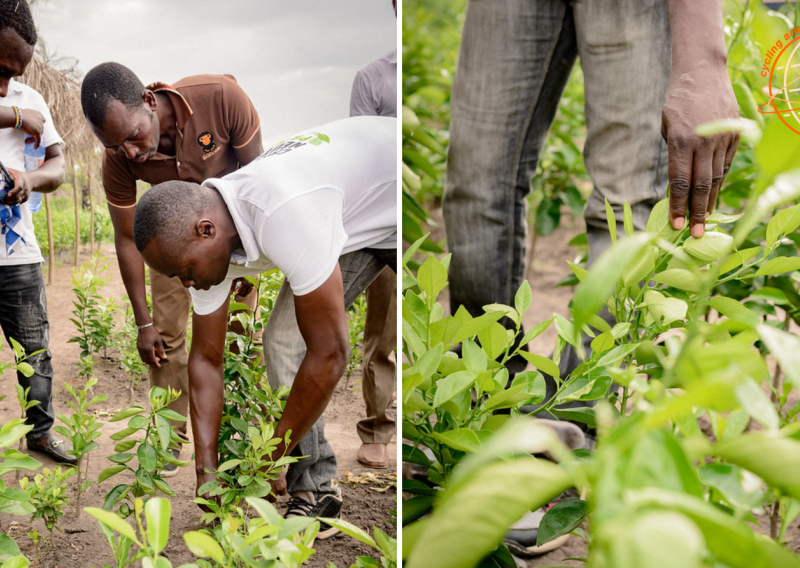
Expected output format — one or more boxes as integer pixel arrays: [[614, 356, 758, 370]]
[[263, 247, 397, 496], [0, 263, 54, 442]]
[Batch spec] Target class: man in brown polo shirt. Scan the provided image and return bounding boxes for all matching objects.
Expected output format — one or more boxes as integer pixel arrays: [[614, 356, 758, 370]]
[[80, 62, 263, 474]]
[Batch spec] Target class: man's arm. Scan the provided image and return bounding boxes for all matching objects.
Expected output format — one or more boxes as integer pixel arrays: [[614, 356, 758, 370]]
[[663, 0, 740, 238], [233, 128, 263, 166], [3, 144, 65, 205], [187, 302, 229, 493], [272, 265, 350, 459], [108, 204, 167, 366], [0, 106, 45, 147]]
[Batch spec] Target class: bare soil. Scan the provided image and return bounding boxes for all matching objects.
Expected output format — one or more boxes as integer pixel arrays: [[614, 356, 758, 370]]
[[0, 245, 397, 568]]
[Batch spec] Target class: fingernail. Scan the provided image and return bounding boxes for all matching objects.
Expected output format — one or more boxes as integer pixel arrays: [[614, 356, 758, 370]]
[[691, 224, 704, 238], [673, 217, 684, 230]]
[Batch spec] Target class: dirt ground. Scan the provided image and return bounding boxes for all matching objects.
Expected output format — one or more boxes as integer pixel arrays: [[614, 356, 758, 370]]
[[0, 245, 397, 568]]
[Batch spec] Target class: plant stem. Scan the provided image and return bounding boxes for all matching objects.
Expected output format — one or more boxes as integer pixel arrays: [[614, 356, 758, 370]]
[[770, 501, 780, 540]]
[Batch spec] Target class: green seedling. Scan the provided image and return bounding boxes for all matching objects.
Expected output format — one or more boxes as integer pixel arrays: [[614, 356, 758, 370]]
[[117, 302, 147, 402], [70, 252, 118, 360], [22, 465, 76, 553], [53, 377, 107, 517], [99, 387, 188, 517]]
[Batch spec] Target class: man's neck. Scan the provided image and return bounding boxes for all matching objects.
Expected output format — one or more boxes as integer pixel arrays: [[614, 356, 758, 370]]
[[155, 91, 178, 157]]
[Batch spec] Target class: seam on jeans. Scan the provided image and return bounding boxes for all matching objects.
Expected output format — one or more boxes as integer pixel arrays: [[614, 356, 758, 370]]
[[508, 10, 569, 304]]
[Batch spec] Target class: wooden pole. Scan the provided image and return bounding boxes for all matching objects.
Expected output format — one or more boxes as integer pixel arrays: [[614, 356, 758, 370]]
[[72, 161, 80, 265], [44, 192, 54, 285], [88, 164, 95, 254]]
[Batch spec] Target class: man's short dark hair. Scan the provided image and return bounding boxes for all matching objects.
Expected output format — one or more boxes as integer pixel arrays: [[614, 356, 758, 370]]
[[133, 181, 216, 253], [81, 62, 145, 127], [0, 0, 37, 46]]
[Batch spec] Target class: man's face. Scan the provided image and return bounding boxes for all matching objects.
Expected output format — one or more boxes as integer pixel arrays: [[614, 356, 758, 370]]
[[0, 28, 34, 98], [142, 228, 231, 291], [89, 98, 160, 162]]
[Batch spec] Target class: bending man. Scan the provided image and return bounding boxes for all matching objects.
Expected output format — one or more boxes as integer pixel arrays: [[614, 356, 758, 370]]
[[132, 116, 396, 537]]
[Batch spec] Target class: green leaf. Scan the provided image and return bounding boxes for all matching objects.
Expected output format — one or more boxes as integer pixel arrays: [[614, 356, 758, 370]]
[[417, 256, 448, 301], [0, 534, 21, 563], [155, 415, 171, 452], [477, 322, 509, 360], [550, 407, 597, 428], [518, 317, 554, 349], [652, 269, 700, 293], [643, 290, 687, 326], [183, 532, 224, 563], [432, 429, 482, 453], [757, 324, 800, 394], [645, 199, 679, 241], [110, 406, 144, 422], [433, 371, 477, 408], [519, 352, 559, 380], [623, 201, 634, 237], [766, 203, 800, 246], [137, 443, 157, 473], [715, 432, 800, 501], [514, 280, 532, 317], [682, 231, 733, 261], [536, 500, 590, 546], [720, 246, 761, 274], [84, 507, 140, 545], [98, 464, 127, 483], [755, 256, 800, 276], [605, 198, 617, 244], [15, 363, 33, 378], [317, 518, 377, 548], [107, 453, 134, 465], [708, 297, 759, 328], [406, 457, 571, 568], [734, 379, 779, 431], [145, 497, 170, 554]]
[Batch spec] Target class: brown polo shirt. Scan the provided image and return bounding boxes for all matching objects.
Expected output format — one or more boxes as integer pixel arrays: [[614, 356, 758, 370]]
[[101, 74, 261, 207]]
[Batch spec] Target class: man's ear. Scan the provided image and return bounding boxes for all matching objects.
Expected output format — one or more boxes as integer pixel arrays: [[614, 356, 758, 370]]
[[143, 90, 157, 112], [196, 219, 216, 239]]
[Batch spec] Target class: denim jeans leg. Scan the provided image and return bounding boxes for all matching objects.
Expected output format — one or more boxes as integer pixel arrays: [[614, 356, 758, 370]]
[[444, 0, 578, 320], [544, 0, 672, 415], [263, 250, 392, 496], [0, 263, 55, 442]]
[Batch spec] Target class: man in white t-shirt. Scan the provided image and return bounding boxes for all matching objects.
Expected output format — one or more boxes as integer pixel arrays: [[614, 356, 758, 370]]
[[0, 0, 71, 463], [132, 116, 396, 536]]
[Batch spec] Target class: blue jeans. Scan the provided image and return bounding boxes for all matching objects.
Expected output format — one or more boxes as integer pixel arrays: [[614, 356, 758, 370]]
[[443, 0, 671, 393], [263, 248, 396, 496], [0, 263, 55, 442]]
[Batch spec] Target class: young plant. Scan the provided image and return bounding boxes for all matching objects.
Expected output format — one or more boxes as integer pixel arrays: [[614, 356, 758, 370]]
[[345, 293, 367, 382], [86, 497, 197, 568], [14, 384, 40, 463], [99, 387, 188, 517], [53, 377, 107, 517], [185, 497, 317, 568], [327, 517, 398, 568], [21, 466, 76, 547], [69, 252, 118, 361]]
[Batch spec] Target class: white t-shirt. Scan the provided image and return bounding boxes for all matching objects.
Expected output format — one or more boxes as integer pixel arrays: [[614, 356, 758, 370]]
[[191, 116, 397, 315], [0, 79, 63, 266], [350, 50, 397, 118]]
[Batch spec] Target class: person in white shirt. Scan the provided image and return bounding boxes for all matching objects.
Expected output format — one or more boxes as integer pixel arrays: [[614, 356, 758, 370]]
[[132, 115, 396, 536], [0, 0, 71, 463]]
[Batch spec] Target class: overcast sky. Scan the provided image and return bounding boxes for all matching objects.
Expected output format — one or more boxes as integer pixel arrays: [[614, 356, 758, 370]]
[[32, 0, 397, 144]]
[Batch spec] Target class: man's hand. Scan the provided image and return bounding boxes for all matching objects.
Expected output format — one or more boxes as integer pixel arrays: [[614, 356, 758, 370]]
[[19, 109, 45, 148], [662, 68, 739, 238], [231, 277, 255, 298], [2, 169, 32, 205], [137, 325, 168, 367], [267, 468, 288, 503], [664, 0, 740, 239]]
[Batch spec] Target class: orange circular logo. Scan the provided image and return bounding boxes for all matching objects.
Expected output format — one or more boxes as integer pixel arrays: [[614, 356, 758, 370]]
[[760, 31, 800, 135]]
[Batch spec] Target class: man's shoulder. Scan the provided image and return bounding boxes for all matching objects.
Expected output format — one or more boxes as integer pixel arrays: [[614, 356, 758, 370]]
[[173, 74, 240, 93], [358, 50, 397, 75]]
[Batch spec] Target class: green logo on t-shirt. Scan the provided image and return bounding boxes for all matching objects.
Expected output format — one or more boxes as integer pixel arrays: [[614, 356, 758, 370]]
[[259, 131, 330, 159]]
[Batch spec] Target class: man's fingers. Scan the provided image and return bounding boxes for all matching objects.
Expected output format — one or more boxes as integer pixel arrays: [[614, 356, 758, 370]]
[[667, 140, 693, 230], [707, 147, 726, 216], [724, 133, 739, 178], [689, 148, 714, 238]]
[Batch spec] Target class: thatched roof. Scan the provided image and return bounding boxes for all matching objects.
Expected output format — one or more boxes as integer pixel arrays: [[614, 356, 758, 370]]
[[18, 54, 97, 165]]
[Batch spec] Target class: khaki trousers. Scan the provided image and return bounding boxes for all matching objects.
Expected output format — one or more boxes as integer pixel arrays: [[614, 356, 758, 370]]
[[356, 267, 397, 445]]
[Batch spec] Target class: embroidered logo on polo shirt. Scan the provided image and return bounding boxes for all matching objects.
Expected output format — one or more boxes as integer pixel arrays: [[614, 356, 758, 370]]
[[198, 131, 217, 153], [257, 132, 330, 160]]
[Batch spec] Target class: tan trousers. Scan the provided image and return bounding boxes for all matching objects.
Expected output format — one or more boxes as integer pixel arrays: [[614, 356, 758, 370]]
[[356, 268, 397, 444], [150, 271, 256, 444]]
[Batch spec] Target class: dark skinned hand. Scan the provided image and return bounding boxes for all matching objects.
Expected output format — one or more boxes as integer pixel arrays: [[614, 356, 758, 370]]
[[137, 325, 168, 367], [661, 65, 739, 238], [2, 168, 31, 205], [19, 109, 45, 149], [266, 468, 288, 503]]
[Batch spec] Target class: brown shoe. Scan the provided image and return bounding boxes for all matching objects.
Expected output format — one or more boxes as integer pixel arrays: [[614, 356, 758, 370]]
[[357, 443, 388, 469], [27, 434, 78, 465]]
